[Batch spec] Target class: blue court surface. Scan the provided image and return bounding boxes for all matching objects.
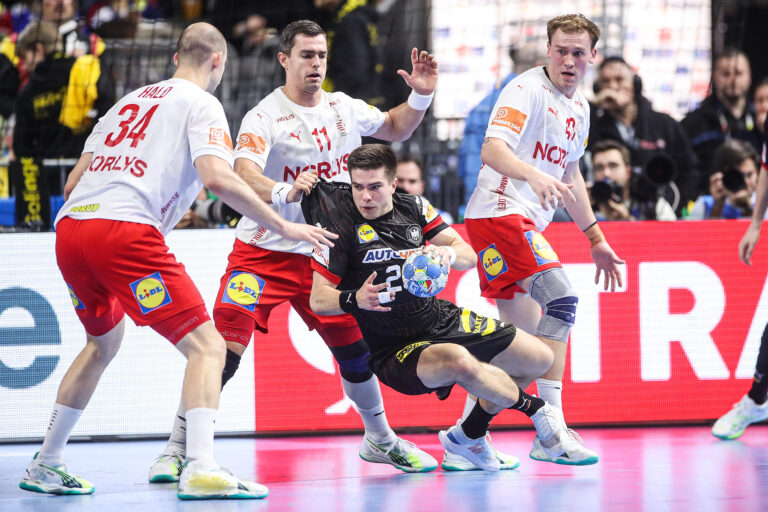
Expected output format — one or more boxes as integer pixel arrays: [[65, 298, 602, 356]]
[[1, 425, 767, 512]]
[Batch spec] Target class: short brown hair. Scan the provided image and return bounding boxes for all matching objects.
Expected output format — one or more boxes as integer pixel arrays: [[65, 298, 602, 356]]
[[547, 14, 600, 49], [348, 144, 397, 181], [16, 21, 60, 55], [713, 139, 759, 173], [279, 20, 325, 55], [176, 22, 227, 66], [591, 139, 630, 166]]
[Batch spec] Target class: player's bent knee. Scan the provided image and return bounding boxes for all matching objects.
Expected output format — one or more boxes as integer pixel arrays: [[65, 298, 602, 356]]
[[529, 268, 578, 343], [213, 307, 255, 347], [329, 339, 374, 383]]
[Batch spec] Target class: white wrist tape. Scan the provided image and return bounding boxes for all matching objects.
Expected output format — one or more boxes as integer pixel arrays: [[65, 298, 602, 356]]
[[407, 89, 434, 110], [271, 182, 291, 206], [445, 246, 457, 266]]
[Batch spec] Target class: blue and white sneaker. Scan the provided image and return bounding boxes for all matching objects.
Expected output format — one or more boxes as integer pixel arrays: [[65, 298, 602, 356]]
[[438, 422, 500, 472], [441, 432, 520, 471], [19, 452, 95, 495]]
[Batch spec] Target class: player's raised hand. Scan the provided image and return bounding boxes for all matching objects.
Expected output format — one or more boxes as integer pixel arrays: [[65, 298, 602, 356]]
[[279, 222, 338, 252], [357, 271, 394, 312], [397, 48, 438, 95], [528, 169, 576, 210], [739, 225, 760, 265], [591, 241, 625, 291], [287, 170, 319, 203]]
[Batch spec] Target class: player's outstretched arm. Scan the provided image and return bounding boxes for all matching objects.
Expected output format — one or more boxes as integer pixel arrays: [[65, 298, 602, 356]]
[[373, 48, 438, 142], [427, 227, 477, 271], [561, 162, 625, 291], [196, 155, 337, 251], [63, 152, 93, 200], [481, 137, 575, 210], [740, 166, 768, 265], [235, 158, 318, 205]]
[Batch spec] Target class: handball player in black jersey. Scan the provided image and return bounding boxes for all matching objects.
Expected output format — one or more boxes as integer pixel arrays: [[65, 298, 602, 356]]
[[306, 144, 594, 470]]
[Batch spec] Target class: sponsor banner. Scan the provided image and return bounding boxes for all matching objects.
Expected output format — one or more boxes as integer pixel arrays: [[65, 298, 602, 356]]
[[252, 221, 768, 431], [11, 157, 51, 231], [2, 221, 767, 440], [0, 230, 254, 440]]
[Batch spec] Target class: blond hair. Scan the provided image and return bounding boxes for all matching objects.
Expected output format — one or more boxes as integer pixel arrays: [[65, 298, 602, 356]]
[[547, 14, 600, 49]]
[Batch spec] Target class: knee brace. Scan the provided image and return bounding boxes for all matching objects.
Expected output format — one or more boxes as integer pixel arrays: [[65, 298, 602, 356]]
[[329, 339, 373, 383], [529, 268, 578, 343], [221, 349, 242, 388]]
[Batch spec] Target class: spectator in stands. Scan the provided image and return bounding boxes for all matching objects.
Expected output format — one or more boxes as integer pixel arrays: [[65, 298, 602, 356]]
[[458, 42, 547, 217], [230, 13, 282, 116], [589, 56, 698, 211], [13, 20, 113, 162], [316, 0, 383, 107], [754, 77, 768, 139], [589, 139, 676, 221], [396, 155, 454, 224], [41, 0, 89, 57], [682, 48, 761, 188], [687, 139, 761, 220]]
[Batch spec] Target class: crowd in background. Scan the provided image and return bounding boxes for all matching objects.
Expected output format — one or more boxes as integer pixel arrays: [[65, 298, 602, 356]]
[[0, 0, 766, 231]]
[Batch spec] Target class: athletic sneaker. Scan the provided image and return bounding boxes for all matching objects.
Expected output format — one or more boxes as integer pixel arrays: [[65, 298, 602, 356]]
[[438, 422, 500, 472], [19, 452, 95, 495], [148, 453, 184, 483], [529, 403, 599, 466], [441, 432, 520, 471], [712, 394, 768, 440], [359, 435, 438, 473], [177, 459, 268, 500]]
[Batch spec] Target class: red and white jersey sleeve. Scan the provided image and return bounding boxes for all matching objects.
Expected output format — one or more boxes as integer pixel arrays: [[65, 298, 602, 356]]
[[233, 88, 385, 254], [55, 78, 234, 235], [464, 66, 590, 231]]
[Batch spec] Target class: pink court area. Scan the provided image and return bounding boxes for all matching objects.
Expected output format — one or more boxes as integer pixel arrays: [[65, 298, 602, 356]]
[[1, 425, 767, 512]]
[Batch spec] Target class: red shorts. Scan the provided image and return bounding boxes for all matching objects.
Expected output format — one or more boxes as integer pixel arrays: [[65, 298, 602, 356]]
[[213, 239, 360, 347], [465, 215, 562, 300], [55, 217, 209, 342]]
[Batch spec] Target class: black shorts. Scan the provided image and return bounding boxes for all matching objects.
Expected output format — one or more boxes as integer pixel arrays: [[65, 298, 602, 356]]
[[368, 299, 517, 399]]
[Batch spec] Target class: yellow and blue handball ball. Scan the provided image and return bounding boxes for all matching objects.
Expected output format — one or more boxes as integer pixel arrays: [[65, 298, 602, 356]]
[[402, 251, 450, 298]]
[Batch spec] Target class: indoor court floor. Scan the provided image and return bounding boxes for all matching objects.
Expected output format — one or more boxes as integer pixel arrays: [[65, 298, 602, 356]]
[[1, 424, 767, 512]]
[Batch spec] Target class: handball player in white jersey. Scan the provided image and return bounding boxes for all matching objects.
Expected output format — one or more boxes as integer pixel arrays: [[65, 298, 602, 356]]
[[148, 19, 450, 476], [19, 23, 336, 500], [464, 14, 624, 465]]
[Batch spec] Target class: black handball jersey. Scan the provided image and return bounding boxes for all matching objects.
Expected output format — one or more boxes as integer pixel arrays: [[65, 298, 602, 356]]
[[302, 179, 450, 349]]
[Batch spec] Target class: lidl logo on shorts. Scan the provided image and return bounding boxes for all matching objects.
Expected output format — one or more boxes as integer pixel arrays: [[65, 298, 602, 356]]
[[66, 284, 85, 310], [130, 272, 172, 314], [479, 244, 507, 281], [524, 231, 559, 266], [222, 271, 265, 312], [357, 224, 379, 243], [396, 341, 430, 363]]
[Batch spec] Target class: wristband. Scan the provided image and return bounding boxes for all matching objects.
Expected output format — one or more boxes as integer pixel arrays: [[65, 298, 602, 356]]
[[584, 222, 606, 248], [407, 89, 434, 110], [271, 182, 291, 206], [339, 290, 359, 313], [445, 246, 457, 266]]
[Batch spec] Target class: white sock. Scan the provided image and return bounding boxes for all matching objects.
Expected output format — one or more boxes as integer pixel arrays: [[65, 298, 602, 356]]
[[163, 401, 187, 457], [38, 403, 83, 464], [536, 378, 563, 409], [185, 407, 216, 463], [461, 395, 477, 422], [342, 375, 396, 442]]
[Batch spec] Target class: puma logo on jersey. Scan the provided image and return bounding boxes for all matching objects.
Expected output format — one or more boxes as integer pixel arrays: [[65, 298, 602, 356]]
[[290, 131, 302, 143], [548, 107, 559, 119]]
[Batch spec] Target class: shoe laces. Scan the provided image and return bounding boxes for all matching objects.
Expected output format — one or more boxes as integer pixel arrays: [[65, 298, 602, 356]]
[[388, 437, 417, 456], [566, 428, 584, 445]]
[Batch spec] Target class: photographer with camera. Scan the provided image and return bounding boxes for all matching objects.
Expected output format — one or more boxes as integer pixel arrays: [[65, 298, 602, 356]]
[[590, 140, 676, 221], [687, 139, 760, 219], [590, 57, 699, 212]]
